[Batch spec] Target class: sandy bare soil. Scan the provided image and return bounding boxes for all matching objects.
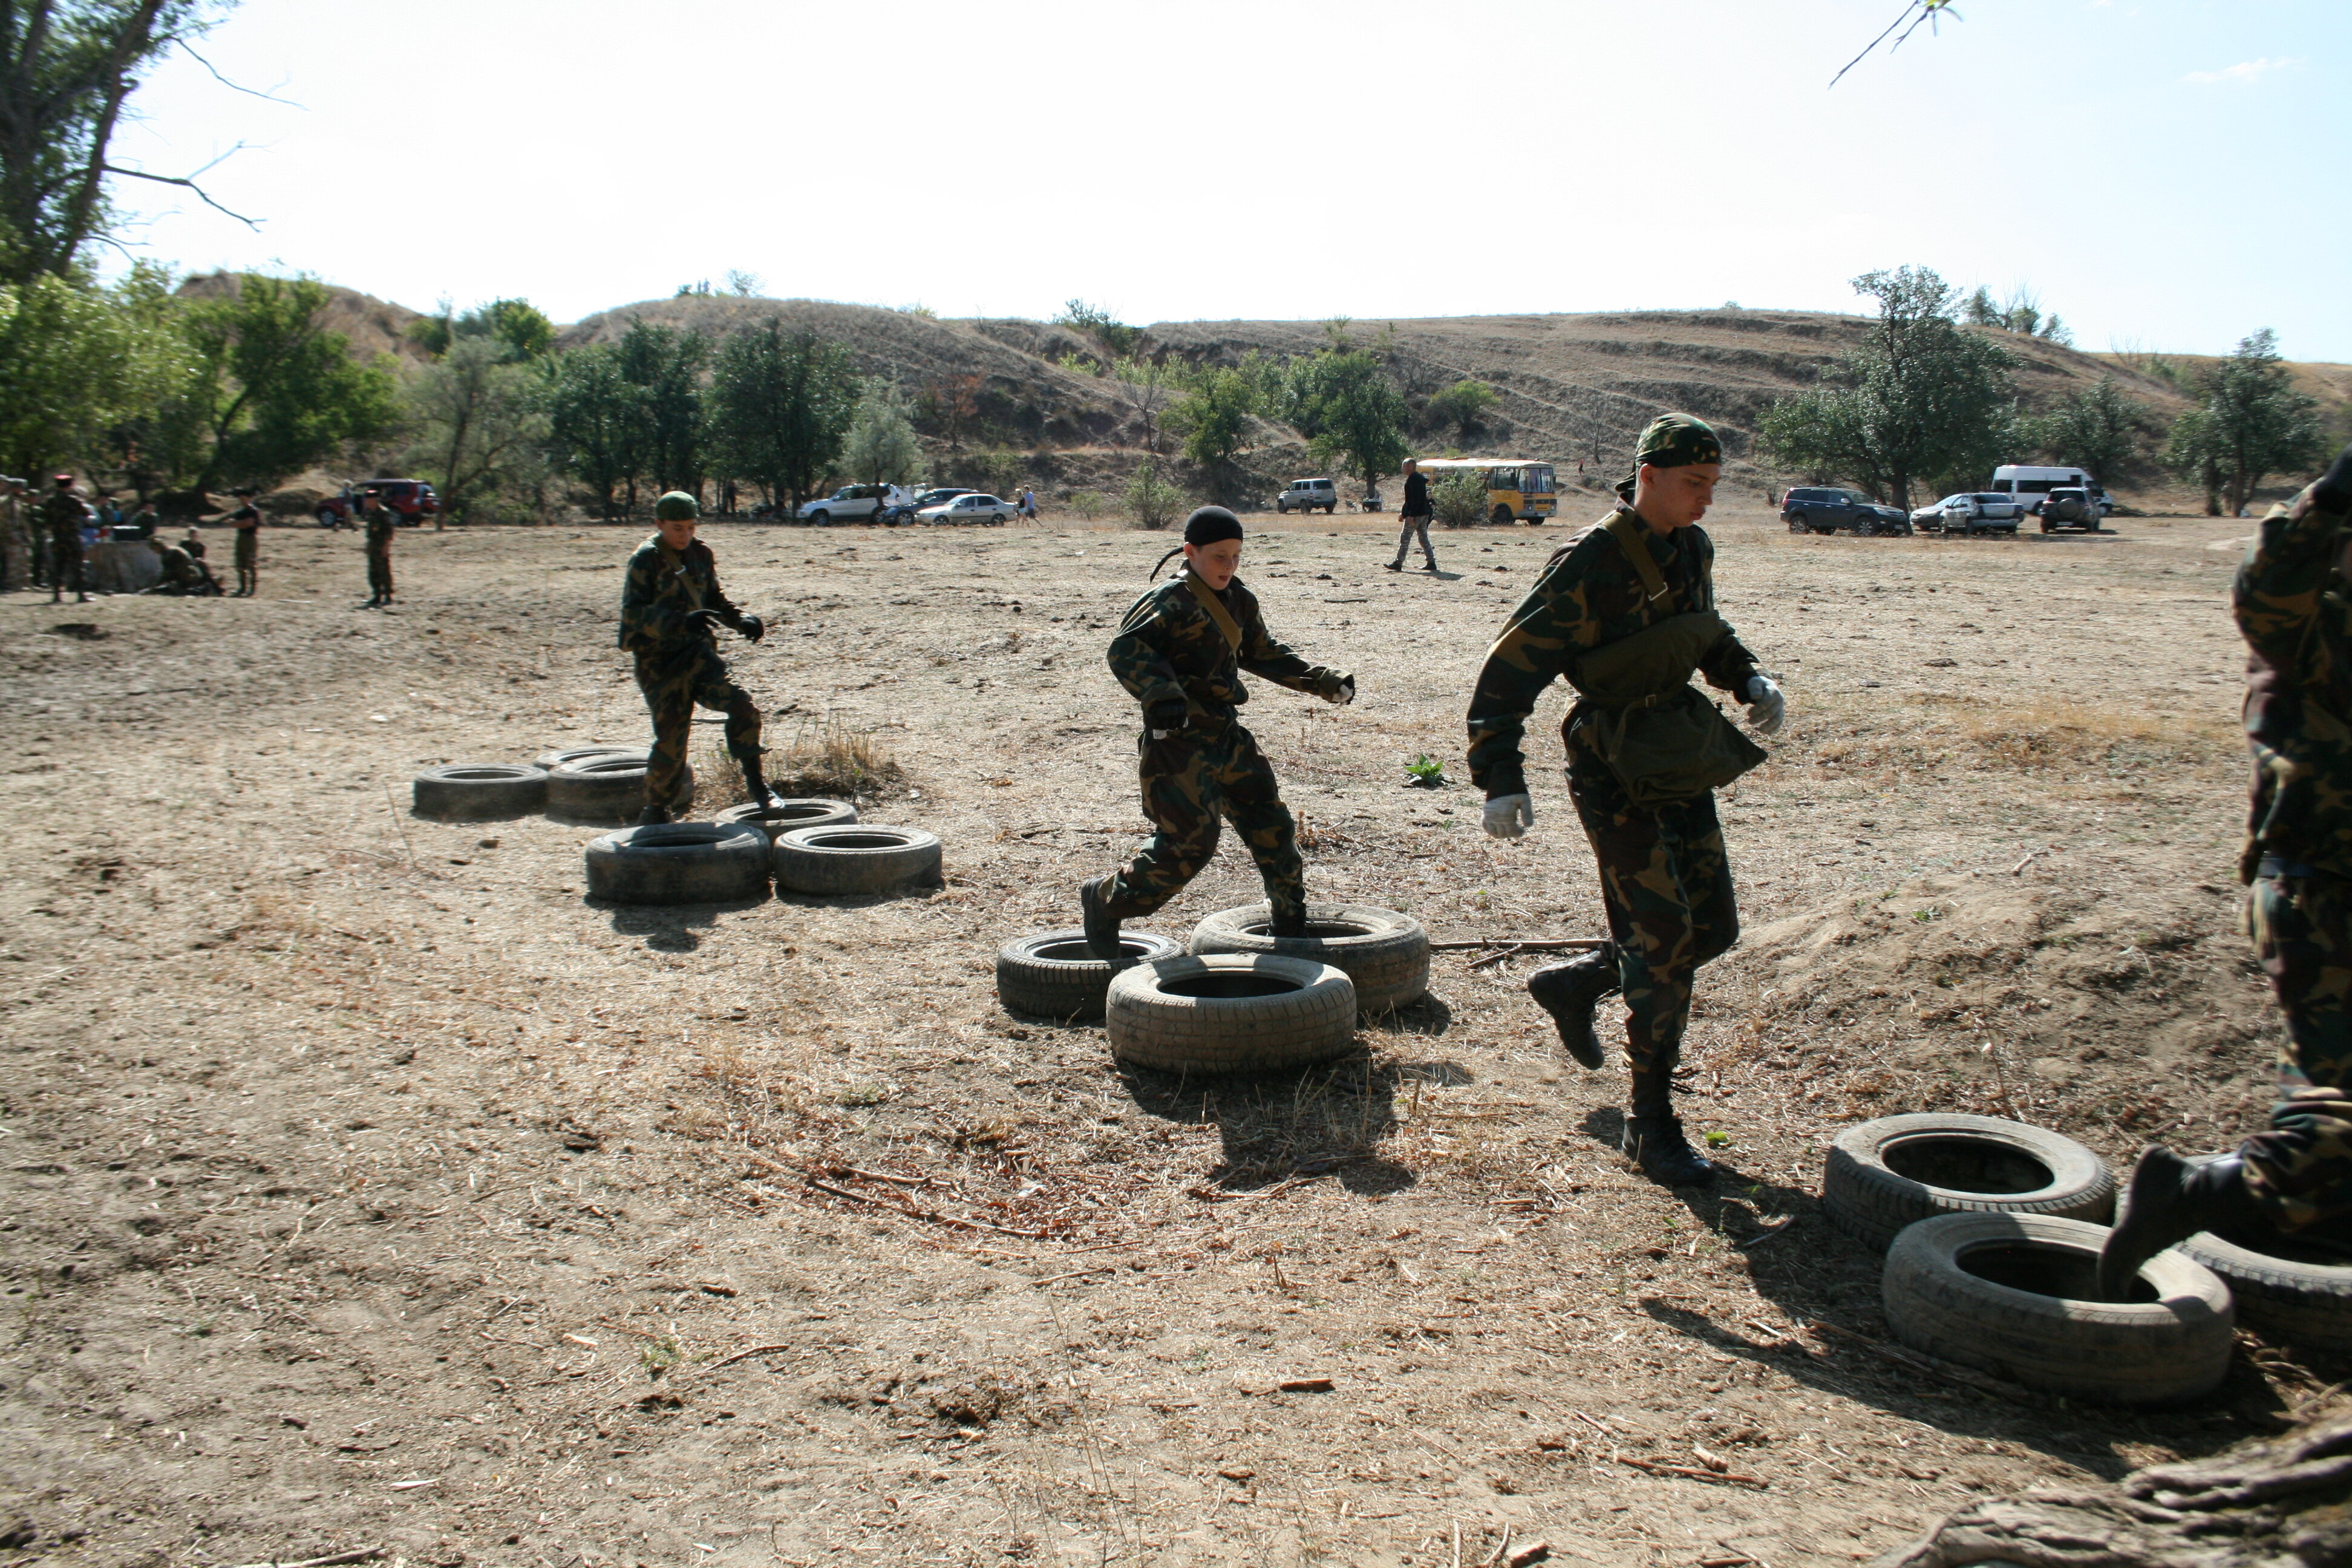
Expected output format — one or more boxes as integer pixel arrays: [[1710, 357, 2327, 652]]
[[0, 503, 2327, 1568]]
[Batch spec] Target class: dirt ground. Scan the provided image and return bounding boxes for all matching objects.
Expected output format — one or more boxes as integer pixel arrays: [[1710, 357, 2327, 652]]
[[1, 501, 2331, 1568]]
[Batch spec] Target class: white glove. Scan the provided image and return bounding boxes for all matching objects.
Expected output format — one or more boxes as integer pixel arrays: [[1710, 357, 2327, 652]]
[[1745, 675, 1786, 736], [1328, 675, 1356, 707], [1483, 793, 1534, 839]]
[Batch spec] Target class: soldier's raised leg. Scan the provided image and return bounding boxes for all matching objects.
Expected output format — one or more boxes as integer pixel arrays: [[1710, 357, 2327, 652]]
[[1085, 738, 1223, 961], [1209, 723, 1306, 936]]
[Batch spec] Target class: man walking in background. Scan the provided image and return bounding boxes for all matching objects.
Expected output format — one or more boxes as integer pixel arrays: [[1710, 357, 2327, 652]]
[[1387, 458, 1437, 573], [41, 474, 90, 604]]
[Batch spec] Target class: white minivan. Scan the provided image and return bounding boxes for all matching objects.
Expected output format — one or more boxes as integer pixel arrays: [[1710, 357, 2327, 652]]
[[1990, 465, 2111, 516]]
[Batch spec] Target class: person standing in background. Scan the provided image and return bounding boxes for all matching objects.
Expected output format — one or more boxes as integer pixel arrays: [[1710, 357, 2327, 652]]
[[1387, 459, 1438, 573]]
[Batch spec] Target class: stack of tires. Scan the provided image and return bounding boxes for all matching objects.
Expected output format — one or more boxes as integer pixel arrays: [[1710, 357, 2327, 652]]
[[1821, 1114, 2244, 1405]]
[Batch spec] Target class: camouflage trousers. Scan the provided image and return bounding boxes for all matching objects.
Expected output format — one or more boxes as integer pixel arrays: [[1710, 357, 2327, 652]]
[[633, 643, 762, 811], [2238, 870, 2352, 1232], [365, 547, 393, 598], [1100, 719, 1304, 929], [1567, 742, 1739, 1092]]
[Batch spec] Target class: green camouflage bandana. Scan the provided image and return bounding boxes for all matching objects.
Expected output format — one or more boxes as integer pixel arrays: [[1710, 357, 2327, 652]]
[[1616, 413, 1724, 501]]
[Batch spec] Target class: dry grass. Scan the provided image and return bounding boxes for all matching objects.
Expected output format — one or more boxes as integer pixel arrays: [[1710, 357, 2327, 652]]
[[690, 710, 906, 810]]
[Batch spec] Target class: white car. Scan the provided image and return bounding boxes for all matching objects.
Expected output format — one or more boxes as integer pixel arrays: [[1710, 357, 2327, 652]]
[[1275, 478, 1339, 514], [797, 484, 900, 526], [1912, 492, 2026, 535], [917, 492, 1014, 526]]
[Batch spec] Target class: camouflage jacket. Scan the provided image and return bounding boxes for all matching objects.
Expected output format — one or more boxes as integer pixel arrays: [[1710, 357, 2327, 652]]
[[2236, 480, 2352, 880], [618, 533, 740, 656], [362, 506, 398, 551], [1107, 569, 1343, 725], [38, 490, 88, 537], [1466, 507, 1761, 798]]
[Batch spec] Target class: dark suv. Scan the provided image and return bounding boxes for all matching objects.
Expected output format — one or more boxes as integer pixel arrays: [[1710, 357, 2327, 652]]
[[1781, 486, 1912, 537], [316, 479, 439, 528], [2034, 487, 2100, 532]]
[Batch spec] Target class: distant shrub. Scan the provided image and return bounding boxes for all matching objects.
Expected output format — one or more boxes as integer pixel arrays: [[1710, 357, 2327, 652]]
[[1431, 471, 1488, 528], [1067, 489, 1106, 522], [1126, 466, 1186, 531]]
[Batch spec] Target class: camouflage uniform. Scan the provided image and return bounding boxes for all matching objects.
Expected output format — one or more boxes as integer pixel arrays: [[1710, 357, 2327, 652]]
[[40, 487, 89, 601], [1466, 505, 1762, 1104], [617, 532, 762, 812], [362, 503, 397, 601], [1096, 569, 1350, 929], [143, 541, 206, 595], [2230, 474, 2352, 1232]]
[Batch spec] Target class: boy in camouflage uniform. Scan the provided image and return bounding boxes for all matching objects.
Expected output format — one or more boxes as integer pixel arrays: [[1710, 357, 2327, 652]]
[[1465, 415, 1786, 1186], [41, 474, 90, 604], [618, 491, 779, 825], [361, 488, 397, 606], [2103, 444, 2352, 1295], [1080, 506, 1356, 959]]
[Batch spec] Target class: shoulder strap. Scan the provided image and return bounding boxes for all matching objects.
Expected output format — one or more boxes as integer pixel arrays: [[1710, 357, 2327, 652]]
[[1183, 572, 1244, 652], [1604, 511, 1674, 610]]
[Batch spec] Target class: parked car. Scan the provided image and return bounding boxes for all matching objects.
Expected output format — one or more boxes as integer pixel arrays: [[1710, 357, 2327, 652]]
[[2034, 487, 2101, 532], [1911, 492, 2026, 535], [797, 485, 895, 526], [918, 492, 1014, 526], [1275, 478, 1339, 515], [1781, 486, 1911, 536], [316, 479, 439, 528], [912, 488, 972, 509]]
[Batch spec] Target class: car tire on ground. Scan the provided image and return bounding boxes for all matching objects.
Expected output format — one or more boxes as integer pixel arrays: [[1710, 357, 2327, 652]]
[[546, 754, 693, 823], [1823, 1112, 2115, 1251], [1106, 954, 1357, 1076], [1186, 903, 1429, 1016], [1491, 504, 1514, 526], [412, 763, 547, 821], [713, 797, 857, 844], [1786, 515, 1806, 533], [583, 822, 770, 906], [533, 744, 637, 774], [1882, 1212, 2234, 1406], [809, 509, 829, 526], [996, 930, 1186, 1022], [772, 824, 941, 895]]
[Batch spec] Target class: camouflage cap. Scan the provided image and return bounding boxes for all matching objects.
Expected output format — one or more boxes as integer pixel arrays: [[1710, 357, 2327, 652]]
[[1617, 413, 1723, 500], [653, 491, 699, 522]]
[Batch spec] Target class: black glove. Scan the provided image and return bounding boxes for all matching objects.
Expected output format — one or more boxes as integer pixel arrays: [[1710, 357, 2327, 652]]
[[688, 608, 728, 637], [738, 612, 765, 644], [1145, 697, 1187, 736], [2313, 443, 2352, 514]]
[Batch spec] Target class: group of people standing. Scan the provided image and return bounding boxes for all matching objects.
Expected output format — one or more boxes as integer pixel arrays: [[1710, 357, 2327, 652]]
[[0, 477, 401, 604]]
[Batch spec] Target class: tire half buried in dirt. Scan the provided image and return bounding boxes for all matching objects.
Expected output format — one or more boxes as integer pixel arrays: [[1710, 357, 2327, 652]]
[[1105, 953, 1356, 1075], [1186, 903, 1429, 1015], [714, 797, 858, 844], [1882, 1212, 2233, 1406], [533, 744, 636, 774], [412, 763, 546, 821], [996, 930, 1184, 1022], [1823, 1112, 2114, 1251], [772, 824, 941, 895], [545, 754, 693, 823], [583, 822, 769, 905]]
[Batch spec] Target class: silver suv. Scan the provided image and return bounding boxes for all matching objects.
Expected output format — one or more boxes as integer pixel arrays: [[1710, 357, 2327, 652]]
[[1275, 478, 1338, 515]]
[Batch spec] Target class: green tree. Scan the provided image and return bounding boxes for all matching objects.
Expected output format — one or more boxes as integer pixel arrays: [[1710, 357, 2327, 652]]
[[1285, 349, 1410, 489], [1426, 379, 1498, 439], [1125, 464, 1185, 531], [1054, 298, 1142, 356], [705, 320, 857, 512], [615, 319, 709, 500], [406, 296, 554, 363], [1168, 363, 1263, 471], [1758, 264, 2016, 509], [0, 1, 235, 286], [165, 272, 401, 490], [1429, 470, 1489, 529], [2033, 376, 2152, 486], [402, 335, 548, 524], [840, 377, 921, 487], [543, 345, 638, 520], [0, 259, 185, 480], [2167, 330, 2323, 517]]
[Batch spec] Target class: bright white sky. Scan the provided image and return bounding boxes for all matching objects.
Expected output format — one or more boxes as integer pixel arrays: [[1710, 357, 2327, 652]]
[[103, 0, 2352, 359]]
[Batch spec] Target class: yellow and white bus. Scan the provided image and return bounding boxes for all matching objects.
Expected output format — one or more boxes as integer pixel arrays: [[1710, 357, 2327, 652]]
[[1412, 458, 1558, 524]]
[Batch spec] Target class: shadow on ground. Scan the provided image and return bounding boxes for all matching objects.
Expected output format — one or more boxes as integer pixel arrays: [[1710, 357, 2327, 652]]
[[1119, 1048, 1424, 1196]]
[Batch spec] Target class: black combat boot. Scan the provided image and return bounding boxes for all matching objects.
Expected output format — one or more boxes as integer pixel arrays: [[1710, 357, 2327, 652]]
[[635, 802, 671, 827], [1080, 875, 1124, 964], [1621, 1068, 1716, 1186], [2098, 1148, 2270, 1300], [1269, 905, 1309, 939], [740, 754, 782, 811], [1526, 944, 1618, 1071]]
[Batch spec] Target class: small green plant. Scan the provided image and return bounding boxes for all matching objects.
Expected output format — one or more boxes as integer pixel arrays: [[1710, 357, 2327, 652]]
[[1704, 1129, 1732, 1148], [1066, 488, 1106, 522], [1431, 470, 1490, 528], [837, 1080, 890, 1108], [1404, 753, 1448, 788], [640, 1335, 682, 1374]]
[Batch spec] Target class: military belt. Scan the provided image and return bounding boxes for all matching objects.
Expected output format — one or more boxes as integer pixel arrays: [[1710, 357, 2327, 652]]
[[2259, 854, 2326, 881]]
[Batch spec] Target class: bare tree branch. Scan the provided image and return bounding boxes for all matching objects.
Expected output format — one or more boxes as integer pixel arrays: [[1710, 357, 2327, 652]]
[[1828, 1, 1962, 90], [102, 155, 258, 227], [175, 41, 298, 106]]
